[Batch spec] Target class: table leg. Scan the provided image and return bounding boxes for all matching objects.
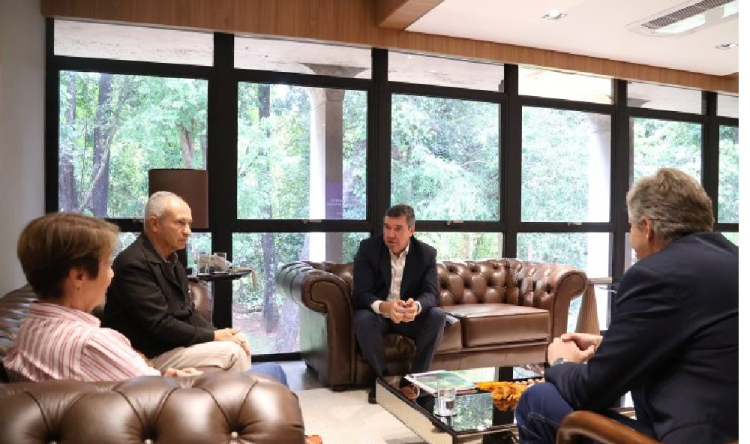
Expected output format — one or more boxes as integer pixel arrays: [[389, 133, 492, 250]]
[[575, 282, 600, 334]]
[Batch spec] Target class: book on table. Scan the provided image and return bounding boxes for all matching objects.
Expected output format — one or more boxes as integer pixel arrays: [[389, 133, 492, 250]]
[[404, 370, 477, 395]]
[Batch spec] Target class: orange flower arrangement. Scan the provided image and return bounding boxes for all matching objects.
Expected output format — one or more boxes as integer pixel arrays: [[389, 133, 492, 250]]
[[476, 379, 543, 411]]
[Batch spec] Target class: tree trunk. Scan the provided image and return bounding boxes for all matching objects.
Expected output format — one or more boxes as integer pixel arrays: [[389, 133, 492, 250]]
[[180, 122, 195, 168], [59, 74, 79, 212], [90, 73, 113, 217], [258, 84, 280, 333]]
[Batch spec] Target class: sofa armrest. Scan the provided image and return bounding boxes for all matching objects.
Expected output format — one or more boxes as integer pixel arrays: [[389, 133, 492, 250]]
[[188, 279, 214, 325], [276, 261, 356, 388], [512, 261, 588, 339], [276, 261, 353, 319], [0, 372, 306, 444], [557, 411, 661, 444]]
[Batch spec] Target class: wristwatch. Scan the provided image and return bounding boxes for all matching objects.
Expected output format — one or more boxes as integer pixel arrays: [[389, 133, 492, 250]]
[[551, 357, 568, 366]]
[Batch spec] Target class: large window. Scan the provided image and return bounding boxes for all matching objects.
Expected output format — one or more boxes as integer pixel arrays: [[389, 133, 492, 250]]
[[391, 95, 500, 221], [58, 71, 208, 217], [521, 107, 611, 222], [49, 20, 738, 358], [237, 83, 367, 220]]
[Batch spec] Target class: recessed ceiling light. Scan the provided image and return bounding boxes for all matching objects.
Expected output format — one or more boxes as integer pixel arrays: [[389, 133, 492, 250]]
[[542, 10, 567, 20], [715, 43, 738, 50]]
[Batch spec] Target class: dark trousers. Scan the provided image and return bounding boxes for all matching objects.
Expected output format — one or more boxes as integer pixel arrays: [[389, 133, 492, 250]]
[[514, 383, 656, 444], [352, 306, 446, 378]]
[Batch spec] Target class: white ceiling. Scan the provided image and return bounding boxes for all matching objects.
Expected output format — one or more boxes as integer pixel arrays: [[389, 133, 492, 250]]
[[408, 0, 739, 77]]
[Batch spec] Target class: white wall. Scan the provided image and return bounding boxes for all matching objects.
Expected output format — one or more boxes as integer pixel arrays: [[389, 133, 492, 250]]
[[0, 0, 45, 294]]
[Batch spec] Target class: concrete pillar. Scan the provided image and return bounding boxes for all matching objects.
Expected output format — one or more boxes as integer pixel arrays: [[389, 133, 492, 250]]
[[585, 113, 612, 278], [305, 64, 364, 262]]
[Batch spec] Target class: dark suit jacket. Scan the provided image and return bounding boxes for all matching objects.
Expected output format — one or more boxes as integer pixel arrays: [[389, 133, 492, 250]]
[[352, 235, 439, 312], [102, 234, 215, 358], [546, 232, 738, 444]]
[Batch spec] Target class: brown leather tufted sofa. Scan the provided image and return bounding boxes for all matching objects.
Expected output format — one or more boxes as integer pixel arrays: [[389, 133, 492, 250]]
[[276, 259, 588, 390], [0, 284, 307, 444], [0, 372, 306, 444]]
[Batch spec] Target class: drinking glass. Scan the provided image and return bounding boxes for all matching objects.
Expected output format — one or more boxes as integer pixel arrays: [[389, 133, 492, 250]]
[[436, 380, 456, 416], [213, 252, 229, 272], [195, 252, 210, 274]]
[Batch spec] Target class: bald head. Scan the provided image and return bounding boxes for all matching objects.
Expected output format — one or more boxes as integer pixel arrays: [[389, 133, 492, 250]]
[[144, 191, 193, 258]]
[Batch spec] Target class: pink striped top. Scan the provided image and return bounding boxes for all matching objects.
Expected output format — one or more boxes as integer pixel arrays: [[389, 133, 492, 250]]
[[2, 302, 161, 382]]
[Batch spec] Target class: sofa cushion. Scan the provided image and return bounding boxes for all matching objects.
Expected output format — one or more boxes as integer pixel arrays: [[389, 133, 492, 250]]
[[435, 319, 462, 353], [445, 304, 549, 348]]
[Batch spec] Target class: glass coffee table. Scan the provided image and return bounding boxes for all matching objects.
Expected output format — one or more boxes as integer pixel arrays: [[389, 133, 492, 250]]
[[376, 375, 524, 444]]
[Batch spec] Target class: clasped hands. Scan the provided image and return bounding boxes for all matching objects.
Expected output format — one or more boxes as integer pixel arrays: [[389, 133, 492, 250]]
[[381, 298, 418, 323], [214, 327, 252, 355], [546, 332, 603, 364]]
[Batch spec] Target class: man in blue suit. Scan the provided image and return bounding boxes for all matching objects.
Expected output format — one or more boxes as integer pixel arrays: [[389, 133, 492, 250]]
[[515, 168, 738, 444], [352, 204, 446, 404]]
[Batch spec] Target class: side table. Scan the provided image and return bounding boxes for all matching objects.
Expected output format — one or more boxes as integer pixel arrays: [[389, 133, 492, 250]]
[[188, 269, 256, 328]]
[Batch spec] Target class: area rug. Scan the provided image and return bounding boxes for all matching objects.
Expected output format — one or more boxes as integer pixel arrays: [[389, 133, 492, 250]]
[[295, 388, 426, 444]]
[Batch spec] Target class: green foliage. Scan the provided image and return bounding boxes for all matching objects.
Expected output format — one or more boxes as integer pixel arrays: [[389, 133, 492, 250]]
[[59, 72, 207, 218], [391, 95, 499, 221], [521, 107, 603, 222], [632, 118, 701, 180], [416, 232, 502, 261], [231, 232, 367, 309], [718, 126, 739, 223], [237, 84, 367, 220]]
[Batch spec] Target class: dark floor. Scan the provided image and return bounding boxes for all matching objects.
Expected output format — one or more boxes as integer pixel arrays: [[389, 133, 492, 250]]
[[273, 360, 325, 391]]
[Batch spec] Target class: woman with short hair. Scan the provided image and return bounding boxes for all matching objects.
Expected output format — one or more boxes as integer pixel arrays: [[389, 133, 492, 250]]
[[3, 212, 198, 382]]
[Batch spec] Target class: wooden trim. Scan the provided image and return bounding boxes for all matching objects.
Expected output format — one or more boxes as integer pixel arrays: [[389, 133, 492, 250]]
[[41, 0, 738, 93], [376, 0, 444, 30]]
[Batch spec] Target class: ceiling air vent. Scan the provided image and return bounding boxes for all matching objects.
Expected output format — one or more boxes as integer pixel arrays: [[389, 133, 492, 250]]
[[627, 0, 738, 37]]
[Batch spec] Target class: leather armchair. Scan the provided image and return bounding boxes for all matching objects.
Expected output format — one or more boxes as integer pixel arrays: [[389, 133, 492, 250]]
[[556, 411, 660, 444], [556, 411, 740, 444]]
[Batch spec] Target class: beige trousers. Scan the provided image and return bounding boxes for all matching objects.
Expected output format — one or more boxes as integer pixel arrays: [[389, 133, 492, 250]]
[[151, 341, 251, 372]]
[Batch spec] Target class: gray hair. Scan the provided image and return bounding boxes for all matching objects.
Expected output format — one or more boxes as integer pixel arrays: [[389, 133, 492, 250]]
[[385, 204, 416, 227], [145, 191, 184, 222], [626, 168, 714, 244]]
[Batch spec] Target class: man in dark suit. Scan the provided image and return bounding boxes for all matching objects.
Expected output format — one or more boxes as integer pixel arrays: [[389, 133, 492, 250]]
[[515, 168, 738, 444], [352, 204, 446, 404]]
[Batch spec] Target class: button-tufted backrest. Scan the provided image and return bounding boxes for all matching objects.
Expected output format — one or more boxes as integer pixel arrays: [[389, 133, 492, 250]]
[[0, 372, 305, 444], [304, 258, 583, 311]]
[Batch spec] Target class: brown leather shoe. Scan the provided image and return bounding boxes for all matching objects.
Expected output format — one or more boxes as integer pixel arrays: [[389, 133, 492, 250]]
[[306, 435, 323, 444]]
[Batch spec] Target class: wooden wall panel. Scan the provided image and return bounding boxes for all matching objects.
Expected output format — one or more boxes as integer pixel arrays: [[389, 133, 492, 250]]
[[41, 0, 738, 93], [376, 0, 445, 29]]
